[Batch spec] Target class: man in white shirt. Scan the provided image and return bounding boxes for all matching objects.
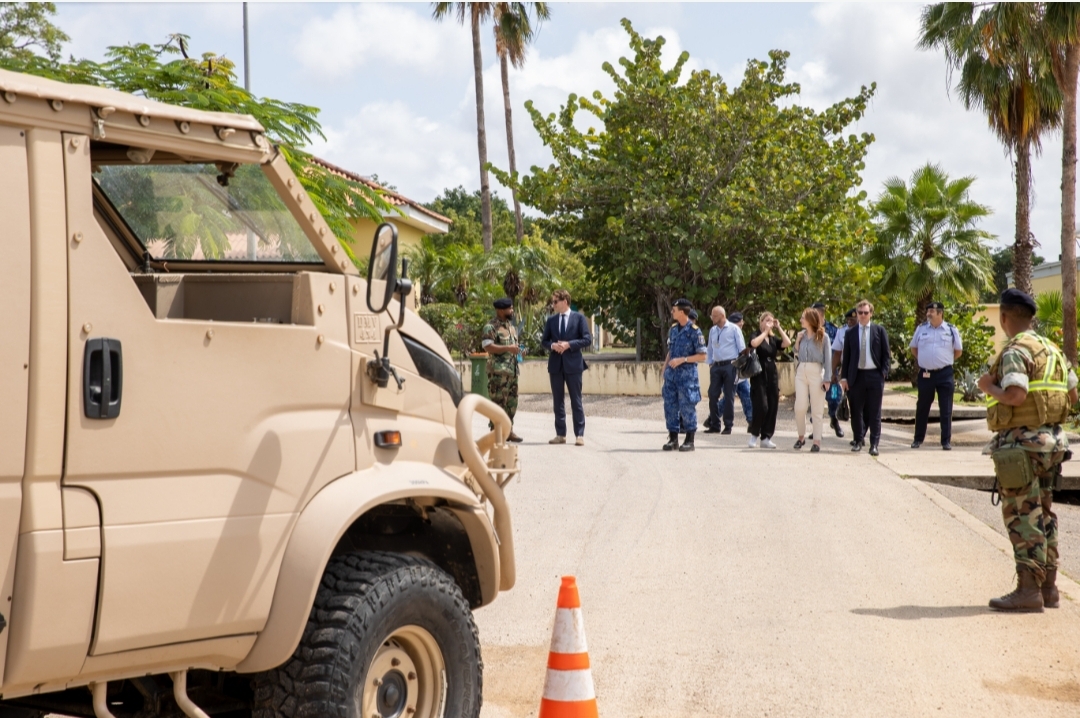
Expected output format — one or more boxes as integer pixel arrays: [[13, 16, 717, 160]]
[[704, 306, 746, 434]]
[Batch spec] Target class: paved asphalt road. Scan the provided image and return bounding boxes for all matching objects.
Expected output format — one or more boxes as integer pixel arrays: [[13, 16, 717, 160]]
[[475, 409, 1080, 718]]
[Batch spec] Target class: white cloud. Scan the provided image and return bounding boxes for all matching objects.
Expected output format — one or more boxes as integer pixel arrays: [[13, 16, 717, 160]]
[[294, 4, 470, 80], [789, 2, 1066, 256], [310, 100, 475, 201]]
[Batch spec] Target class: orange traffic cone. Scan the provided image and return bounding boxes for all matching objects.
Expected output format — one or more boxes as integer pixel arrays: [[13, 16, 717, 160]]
[[538, 576, 599, 718]]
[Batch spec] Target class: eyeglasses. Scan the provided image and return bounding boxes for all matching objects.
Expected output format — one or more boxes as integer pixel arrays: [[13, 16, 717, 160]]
[[857, 310, 871, 315]]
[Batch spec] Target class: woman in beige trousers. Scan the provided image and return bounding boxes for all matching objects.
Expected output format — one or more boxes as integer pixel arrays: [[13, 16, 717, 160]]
[[793, 307, 832, 452]]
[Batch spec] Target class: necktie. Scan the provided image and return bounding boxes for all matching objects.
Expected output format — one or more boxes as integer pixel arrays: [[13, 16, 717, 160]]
[[860, 326, 869, 368], [560, 315, 566, 337]]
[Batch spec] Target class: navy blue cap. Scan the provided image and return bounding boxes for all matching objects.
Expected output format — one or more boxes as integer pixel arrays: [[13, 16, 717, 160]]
[[673, 298, 693, 310], [729, 312, 744, 323], [845, 308, 857, 319], [1000, 288, 1036, 314], [493, 298, 513, 309], [811, 302, 826, 310]]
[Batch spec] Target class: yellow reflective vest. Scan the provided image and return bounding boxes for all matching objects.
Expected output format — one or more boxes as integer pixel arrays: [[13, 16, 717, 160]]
[[986, 332, 1070, 432]]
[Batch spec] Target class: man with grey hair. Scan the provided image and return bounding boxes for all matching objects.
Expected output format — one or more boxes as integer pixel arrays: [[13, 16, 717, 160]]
[[704, 305, 745, 434]]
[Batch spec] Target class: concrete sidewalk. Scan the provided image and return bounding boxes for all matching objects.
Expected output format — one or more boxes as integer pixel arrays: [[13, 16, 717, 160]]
[[477, 411, 1080, 717]]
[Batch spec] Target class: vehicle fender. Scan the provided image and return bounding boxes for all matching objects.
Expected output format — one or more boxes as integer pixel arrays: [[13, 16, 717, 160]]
[[234, 461, 490, 674]]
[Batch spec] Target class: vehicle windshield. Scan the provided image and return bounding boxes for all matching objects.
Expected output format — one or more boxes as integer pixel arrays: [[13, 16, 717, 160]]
[[94, 162, 320, 263]]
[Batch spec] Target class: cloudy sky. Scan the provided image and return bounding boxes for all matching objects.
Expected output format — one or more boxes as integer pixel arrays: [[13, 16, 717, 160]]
[[55, 2, 1074, 259]]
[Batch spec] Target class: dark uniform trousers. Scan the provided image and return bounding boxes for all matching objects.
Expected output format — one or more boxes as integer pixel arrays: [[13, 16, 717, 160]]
[[914, 365, 954, 445], [706, 361, 737, 430], [849, 369, 885, 445]]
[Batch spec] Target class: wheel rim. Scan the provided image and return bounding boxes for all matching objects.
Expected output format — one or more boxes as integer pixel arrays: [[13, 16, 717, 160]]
[[358, 625, 447, 718]]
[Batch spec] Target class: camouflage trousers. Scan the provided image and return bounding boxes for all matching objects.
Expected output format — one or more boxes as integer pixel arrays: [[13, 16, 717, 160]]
[[488, 371, 518, 423], [992, 426, 1068, 583], [998, 462, 1060, 583]]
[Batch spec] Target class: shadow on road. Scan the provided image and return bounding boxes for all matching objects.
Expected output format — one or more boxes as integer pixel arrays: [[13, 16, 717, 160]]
[[851, 605, 990, 620]]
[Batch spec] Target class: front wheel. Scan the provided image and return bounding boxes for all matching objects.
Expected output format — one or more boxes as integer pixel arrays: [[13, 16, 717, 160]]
[[253, 552, 482, 718]]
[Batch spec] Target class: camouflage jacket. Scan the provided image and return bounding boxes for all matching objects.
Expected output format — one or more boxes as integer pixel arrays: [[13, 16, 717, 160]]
[[482, 317, 519, 376]]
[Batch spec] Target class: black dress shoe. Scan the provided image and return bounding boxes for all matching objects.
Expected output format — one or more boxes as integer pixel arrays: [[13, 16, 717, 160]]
[[849, 439, 856, 447], [910, 441, 921, 449], [703, 427, 721, 434], [869, 444, 879, 457], [851, 442, 863, 453], [831, 417, 845, 438], [942, 442, 952, 451], [721, 427, 732, 435]]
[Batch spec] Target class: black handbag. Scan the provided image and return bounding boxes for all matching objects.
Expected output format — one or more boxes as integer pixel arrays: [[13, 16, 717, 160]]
[[735, 348, 762, 380], [836, 390, 851, 421]]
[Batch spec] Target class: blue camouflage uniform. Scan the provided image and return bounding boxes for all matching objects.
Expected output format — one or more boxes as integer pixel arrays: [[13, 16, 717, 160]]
[[663, 321, 707, 432]]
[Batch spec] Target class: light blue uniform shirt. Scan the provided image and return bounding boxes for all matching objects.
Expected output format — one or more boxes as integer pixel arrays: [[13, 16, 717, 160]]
[[909, 321, 963, 370], [707, 322, 746, 363]]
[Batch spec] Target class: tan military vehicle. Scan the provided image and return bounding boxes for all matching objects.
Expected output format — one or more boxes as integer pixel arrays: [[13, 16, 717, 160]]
[[0, 68, 518, 718]]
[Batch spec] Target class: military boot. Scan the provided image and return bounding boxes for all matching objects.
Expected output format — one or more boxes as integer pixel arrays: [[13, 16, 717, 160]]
[[662, 432, 679, 451], [1043, 567, 1060, 608], [679, 431, 695, 452], [989, 566, 1044, 612]]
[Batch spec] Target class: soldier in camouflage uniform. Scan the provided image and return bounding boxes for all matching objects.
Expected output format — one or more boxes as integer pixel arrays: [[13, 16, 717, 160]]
[[483, 298, 523, 442], [978, 288, 1078, 612], [662, 298, 707, 452]]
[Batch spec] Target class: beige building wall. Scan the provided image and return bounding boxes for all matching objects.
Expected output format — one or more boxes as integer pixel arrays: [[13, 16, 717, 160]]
[[973, 303, 1009, 352], [348, 218, 427, 261]]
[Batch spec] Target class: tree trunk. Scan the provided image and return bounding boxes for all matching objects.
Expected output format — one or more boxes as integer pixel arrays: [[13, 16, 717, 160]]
[[471, 10, 493, 253], [1061, 45, 1079, 364], [915, 293, 931, 328], [1013, 139, 1035, 295], [500, 52, 525, 244]]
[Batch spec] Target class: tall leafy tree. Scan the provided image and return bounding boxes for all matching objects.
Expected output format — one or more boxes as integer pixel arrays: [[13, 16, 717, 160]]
[[493, 2, 549, 243], [864, 163, 995, 326], [0, 2, 68, 62], [499, 20, 877, 358], [432, 3, 496, 252], [919, 3, 1061, 296]]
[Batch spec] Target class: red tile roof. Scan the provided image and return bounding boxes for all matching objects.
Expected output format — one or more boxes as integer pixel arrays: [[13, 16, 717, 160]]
[[310, 156, 452, 226]]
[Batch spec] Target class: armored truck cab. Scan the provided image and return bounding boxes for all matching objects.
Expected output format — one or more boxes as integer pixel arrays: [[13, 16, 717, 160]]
[[0, 68, 516, 718]]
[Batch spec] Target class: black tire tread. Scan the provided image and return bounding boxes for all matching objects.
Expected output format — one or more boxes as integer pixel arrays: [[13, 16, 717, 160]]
[[252, 551, 481, 718]]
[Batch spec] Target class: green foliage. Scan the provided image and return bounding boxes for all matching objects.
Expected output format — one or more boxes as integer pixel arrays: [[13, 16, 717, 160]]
[[1035, 289, 1080, 343], [418, 302, 491, 358], [0, 2, 68, 62], [497, 21, 878, 359], [983, 247, 1044, 301], [425, 186, 533, 249], [877, 303, 996, 384], [865, 163, 996, 325], [0, 33, 393, 262]]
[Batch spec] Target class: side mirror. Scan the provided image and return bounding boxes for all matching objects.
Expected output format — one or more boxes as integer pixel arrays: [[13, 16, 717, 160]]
[[366, 223, 398, 314]]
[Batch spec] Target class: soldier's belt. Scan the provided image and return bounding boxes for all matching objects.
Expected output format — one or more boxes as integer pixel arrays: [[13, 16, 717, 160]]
[[992, 447, 1037, 490]]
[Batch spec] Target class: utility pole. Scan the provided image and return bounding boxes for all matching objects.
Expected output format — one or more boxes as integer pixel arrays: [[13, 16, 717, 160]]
[[243, 2, 251, 92], [240, 2, 254, 260]]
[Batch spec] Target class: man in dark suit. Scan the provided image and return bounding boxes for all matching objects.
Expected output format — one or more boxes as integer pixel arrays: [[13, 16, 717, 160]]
[[541, 289, 592, 445], [840, 299, 891, 456]]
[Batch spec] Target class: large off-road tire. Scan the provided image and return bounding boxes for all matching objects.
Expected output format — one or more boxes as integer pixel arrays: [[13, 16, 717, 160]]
[[252, 551, 482, 718]]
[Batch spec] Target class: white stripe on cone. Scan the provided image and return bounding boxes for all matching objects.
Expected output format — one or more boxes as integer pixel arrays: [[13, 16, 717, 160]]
[[542, 668, 597, 702], [550, 608, 589, 654]]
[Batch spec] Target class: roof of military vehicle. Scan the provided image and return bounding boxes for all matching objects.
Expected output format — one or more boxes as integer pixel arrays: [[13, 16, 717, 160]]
[[0, 67, 264, 132]]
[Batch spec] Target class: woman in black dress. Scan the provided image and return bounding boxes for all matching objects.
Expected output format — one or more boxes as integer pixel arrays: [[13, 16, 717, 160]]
[[748, 311, 791, 448]]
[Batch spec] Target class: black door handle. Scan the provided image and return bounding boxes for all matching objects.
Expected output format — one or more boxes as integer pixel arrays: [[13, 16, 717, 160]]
[[83, 338, 122, 419]]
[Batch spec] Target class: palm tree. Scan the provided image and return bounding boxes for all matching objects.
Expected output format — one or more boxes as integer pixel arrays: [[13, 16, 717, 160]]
[[919, 3, 1061, 295], [432, 3, 495, 253], [1043, 4, 1080, 362], [864, 164, 995, 327], [403, 237, 443, 305], [493, 2, 549, 243], [483, 240, 556, 304]]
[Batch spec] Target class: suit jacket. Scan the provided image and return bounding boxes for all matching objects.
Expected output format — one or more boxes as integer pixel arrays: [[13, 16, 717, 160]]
[[841, 322, 890, 384], [541, 311, 592, 375]]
